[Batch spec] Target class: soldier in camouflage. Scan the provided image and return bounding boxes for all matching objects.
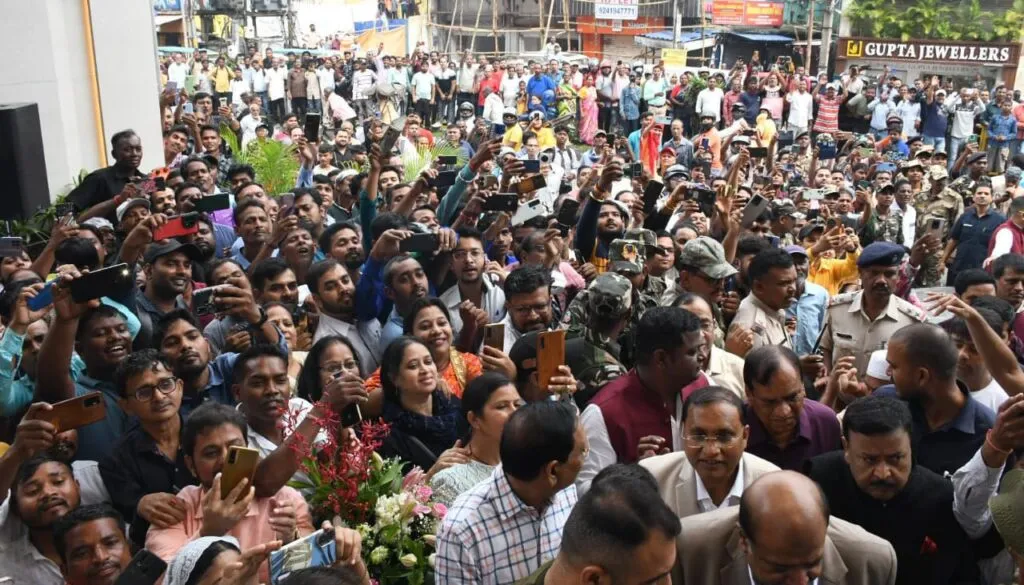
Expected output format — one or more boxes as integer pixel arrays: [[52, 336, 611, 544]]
[[948, 151, 989, 207], [563, 238, 655, 367], [624, 228, 668, 300], [858, 182, 903, 247], [564, 272, 631, 407], [913, 165, 965, 286]]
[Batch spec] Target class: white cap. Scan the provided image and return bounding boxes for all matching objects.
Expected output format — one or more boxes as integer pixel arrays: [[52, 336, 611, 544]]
[[865, 349, 890, 381], [116, 198, 151, 223]]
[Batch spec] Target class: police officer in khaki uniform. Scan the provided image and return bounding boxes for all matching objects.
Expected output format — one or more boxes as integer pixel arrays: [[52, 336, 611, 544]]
[[820, 241, 927, 374], [913, 165, 965, 287]]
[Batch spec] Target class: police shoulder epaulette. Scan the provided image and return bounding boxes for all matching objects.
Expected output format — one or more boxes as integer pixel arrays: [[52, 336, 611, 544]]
[[828, 292, 856, 307], [897, 299, 927, 321]]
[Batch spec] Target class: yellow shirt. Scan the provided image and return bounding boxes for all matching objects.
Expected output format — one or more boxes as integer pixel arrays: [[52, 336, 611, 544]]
[[212, 66, 231, 92], [808, 248, 861, 296], [534, 127, 556, 150], [504, 124, 524, 151]]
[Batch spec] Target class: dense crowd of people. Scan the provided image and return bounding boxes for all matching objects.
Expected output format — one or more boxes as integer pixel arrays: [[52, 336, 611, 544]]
[[7, 40, 1024, 585]]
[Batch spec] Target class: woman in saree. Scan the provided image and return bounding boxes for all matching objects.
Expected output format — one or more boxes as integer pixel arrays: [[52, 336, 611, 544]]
[[578, 74, 599, 145], [556, 78, 577, 119]]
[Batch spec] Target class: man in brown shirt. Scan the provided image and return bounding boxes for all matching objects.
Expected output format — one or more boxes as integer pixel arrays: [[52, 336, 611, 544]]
[[288, 61, 308, 117]]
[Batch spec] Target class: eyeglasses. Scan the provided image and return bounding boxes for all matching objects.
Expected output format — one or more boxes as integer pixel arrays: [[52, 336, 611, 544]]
[[509, 302, 551, 317], [452, 249, 485, 260], [320, 362, 358, 377], [131, 376, 179, 401], [684, 433, 742, 449]]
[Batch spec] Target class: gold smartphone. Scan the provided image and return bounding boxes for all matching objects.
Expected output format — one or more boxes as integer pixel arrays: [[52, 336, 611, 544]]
[[483, 323, 505, 350], [220, 446, 260, 500], [537, 329, 566, 391]]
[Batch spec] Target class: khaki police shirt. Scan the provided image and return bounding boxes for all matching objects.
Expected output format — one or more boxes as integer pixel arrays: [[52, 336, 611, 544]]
[[732, 294, 792, 349], [820, 290, 927, 374]]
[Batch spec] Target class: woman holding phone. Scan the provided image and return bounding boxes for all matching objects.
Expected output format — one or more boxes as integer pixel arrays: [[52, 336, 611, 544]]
[[377, 336, 469, 477]]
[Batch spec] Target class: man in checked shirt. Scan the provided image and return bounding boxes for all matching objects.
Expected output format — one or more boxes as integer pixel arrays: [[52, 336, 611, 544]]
[[435, 401, 588, 585]]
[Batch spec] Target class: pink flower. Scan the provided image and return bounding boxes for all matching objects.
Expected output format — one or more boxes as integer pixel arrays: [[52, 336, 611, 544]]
[[403, 467, 427, 490], [415, 485, 433, 502], [414, 504, 432, 516], [432, 502, 448, 518]]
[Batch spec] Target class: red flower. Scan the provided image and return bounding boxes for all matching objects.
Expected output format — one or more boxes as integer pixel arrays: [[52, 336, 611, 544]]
[[920, 535, 938, 555]]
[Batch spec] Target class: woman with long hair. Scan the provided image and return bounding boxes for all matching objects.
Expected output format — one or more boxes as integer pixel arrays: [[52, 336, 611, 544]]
[[429, 372, 522, 505], [378, 336, 469, 477], [362, 298, 482, 417], [296, 334, 363, 404], [578, 74, 599, 145]]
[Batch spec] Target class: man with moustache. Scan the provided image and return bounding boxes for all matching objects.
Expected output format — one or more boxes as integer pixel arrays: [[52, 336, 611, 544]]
[[808, 396, 977, 585], [54, 504, 133, 585], [0, 403, 86, 582], [731, 249, 798, 350], [820, 242, 927, 375], [440, 227, 506, 339], [498, 265, 557, 353], [319, 221, 366, 283], [100, 350, 197, 548], [309, 259, 381, 376]]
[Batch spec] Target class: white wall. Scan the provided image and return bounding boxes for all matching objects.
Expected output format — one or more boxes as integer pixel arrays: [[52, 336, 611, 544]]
[[0, 0, 164, 200]]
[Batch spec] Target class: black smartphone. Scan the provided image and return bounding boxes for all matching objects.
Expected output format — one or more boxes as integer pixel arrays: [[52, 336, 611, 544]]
[[700, 138, 710, 151], [113, 549, 167, 585], [557, 199, 580, 227], [193, 193, 231, 213], [333, 372, 363, 427], [483, 194, 519, 213], [806, 208, 820, 220], [279, 193, 296, 208], [856, 180, 872, 190], [492, 123, 506, 136], [380, 124, 401, 154], [192, 285, 226, 316], [630, 162, 643, 177], [399, 233, 441, 253], [304, 113, 321, 142], [558, 182, 572, 195], [435, 170, 458, 188], [438, 155, 458, 166], [523, 159, 541, 173], [55, 202, 75, 218], [642, 179, 664, 214], [747, 147, 768, 158], [694, 187, 717, 218], [71, 263, 133, 303]]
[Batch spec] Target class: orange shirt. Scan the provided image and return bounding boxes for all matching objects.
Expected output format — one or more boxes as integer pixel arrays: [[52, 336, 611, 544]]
[[696, 129, 723, 171]]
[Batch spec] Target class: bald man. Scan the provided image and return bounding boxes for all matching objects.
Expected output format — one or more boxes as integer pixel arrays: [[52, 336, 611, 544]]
[[672, 471, 896, 585]]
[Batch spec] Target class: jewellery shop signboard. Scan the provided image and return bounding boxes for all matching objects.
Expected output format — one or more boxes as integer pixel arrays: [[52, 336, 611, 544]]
[[837, 37, 1020, 66]]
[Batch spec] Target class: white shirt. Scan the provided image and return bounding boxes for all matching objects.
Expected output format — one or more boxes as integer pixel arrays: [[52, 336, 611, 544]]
[[787, 91, 814, 128], [352, 69, 377, 101], [250, 68, 268, 93], [230, 79, 250, 105], [412, 71, 436, 101], [314, 313, 382, 376], [501, 74, 521, 106], [695, 457, 745, 513], [989, 227, 1016, 263], [317, 67, 335, 92], [482, 93, 505, 124], [266, 67, 287, 101], [499, 311, 523, 353], [240, 114, 263, 148], [439, 279, 507, 339], [168, 61, 189, 87], [695, 87, 724, 121], [970, 377, 1009, 414], [457, 63, 478, 93]]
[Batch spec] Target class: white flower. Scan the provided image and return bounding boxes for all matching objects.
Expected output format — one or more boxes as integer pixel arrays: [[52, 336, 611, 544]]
[[428, 553, 437, 566], [399, 553, 418, 568], [423, 534, 437, 547], [375, 494, 403, 527], [370, 546, 389, 565]]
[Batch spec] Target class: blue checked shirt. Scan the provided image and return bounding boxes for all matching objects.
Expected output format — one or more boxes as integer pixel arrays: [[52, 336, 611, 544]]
[[435, 465, 577, 585]]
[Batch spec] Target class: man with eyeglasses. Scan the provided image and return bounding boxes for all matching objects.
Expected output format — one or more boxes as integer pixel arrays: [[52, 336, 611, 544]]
[[640, 386, 778, 521], [440, 227, 506, 341], [743, 346, 841, 472], [499, 265, 556, 353], [100, 349, 198, 548], [671, 237, 739, 349]]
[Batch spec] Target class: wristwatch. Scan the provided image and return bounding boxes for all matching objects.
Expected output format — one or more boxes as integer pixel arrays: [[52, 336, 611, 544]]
[[251, 306, 269, 328]]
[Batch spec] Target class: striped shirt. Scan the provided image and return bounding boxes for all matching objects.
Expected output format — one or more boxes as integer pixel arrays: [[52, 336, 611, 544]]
[[813, 95, 842, 133], [435, 466, 576, 585]]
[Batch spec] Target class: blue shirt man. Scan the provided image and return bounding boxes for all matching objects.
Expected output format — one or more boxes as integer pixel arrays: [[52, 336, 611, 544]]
[[784, 246, 830, 356], [526, 72, 556, 103]]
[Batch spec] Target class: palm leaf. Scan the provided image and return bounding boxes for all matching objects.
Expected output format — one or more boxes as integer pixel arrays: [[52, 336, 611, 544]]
[[221, 124, 300, 197], [403, 143, 465, 183]]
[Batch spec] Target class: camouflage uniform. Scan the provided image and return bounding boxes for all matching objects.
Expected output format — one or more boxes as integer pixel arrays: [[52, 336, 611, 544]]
[[913, 167, 965, 287], [948, 174, 978, 206], [859, 209, 904, 247], [566, 337, 627, 409], [563, 242, 650, 367]]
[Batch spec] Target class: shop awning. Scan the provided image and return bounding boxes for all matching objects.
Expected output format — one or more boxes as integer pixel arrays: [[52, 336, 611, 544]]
[[154, 14, 183, 27], [726, 32, 793, 43], [634, 30, 718, 50]]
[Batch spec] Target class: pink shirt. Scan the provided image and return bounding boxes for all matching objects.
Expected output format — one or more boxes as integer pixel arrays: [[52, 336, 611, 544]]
[[146, 485, 314, 582]]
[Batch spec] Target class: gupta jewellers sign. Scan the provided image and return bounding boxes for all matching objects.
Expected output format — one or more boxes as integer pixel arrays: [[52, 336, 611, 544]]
[[838, 37, 1020, 65]]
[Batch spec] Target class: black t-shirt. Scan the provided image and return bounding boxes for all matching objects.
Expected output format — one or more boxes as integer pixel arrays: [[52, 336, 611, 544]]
[[66, 165, 145, 216]]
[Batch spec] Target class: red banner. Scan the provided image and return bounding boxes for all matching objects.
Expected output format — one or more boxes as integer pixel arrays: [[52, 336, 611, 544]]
[[710, 0, 783, 26]]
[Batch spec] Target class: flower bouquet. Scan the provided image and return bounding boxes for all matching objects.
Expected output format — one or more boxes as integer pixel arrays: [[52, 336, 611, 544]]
[[288, 410, 444, 585]]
